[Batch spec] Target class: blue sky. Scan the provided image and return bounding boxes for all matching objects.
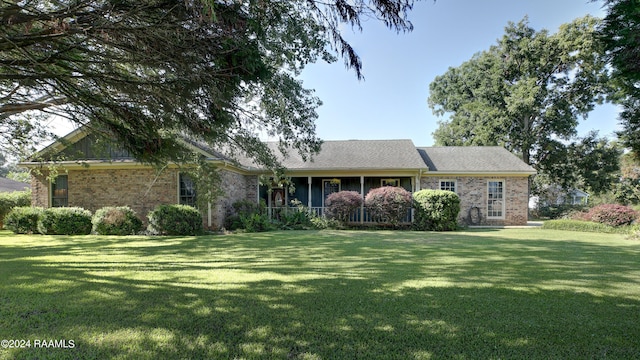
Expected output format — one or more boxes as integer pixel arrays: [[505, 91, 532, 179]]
[[299, 0, 619, 147]]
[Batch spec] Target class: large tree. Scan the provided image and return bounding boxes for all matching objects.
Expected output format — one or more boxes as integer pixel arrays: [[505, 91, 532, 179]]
[[428, 16, 619, 193], [599, 0, 640, 157], [0, 0, 416, 166]]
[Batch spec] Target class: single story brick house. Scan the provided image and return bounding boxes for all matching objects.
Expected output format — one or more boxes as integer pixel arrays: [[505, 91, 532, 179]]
[[20, 127, 536, 228]]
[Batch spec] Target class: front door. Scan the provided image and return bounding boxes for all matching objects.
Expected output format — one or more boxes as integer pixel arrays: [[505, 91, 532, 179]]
[[322, 179, 341, 207]]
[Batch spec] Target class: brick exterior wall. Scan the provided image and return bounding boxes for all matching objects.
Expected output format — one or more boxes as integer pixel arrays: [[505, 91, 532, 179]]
[[213, 172, 258, 229], [30, 167, 259, 230], [31, 167, 178, 222], [421, 176, 530, 226]]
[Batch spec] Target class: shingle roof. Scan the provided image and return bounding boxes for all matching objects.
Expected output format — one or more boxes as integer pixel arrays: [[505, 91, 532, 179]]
[[25, 126, 536, 175], [236, 139, 429, 170], [0, 177, 31, 192], [417, 146, 536, 173]]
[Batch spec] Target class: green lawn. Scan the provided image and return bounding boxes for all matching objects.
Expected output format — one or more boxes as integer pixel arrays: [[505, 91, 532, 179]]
[[1, 229, 639, 359]]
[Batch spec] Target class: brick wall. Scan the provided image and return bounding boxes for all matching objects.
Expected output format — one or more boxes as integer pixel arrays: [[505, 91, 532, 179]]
[[31, 173, 49, 208], [30, 166, 258, 230], [421, 176, 530, 226], [212, 172, 258, 229], [32, 167, 178, 220]]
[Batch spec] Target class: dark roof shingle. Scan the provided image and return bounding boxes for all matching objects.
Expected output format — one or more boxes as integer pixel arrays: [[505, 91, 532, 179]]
[[417, 146, 536, 173], [235, 139, 428, 170]]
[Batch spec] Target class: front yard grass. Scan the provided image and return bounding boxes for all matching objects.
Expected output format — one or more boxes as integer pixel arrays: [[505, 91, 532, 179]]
[[1, 228, 639, 359]]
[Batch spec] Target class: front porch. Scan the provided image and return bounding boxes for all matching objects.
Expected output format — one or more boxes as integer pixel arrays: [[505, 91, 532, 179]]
[[259, 175, 418, 224]]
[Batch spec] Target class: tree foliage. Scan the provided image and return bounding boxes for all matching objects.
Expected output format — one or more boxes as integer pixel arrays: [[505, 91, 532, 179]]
[[429, 16, 618, 194], [0, 0, 417, 166], [599, 0, 640, 156]]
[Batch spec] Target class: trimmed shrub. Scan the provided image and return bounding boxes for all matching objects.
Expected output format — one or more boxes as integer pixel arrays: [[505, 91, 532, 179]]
[[542, 219, 635, 234], [586, 204, 638, 227], [147, 204, 203, 235], [413, 189, 460, 231], [325, 191, 363, 223], [38, 207, 93, 235], [4, 207, 43, 234], [0, 190, 31, 228], [364, 186, 412, 226], [92, 206, 143, 235]]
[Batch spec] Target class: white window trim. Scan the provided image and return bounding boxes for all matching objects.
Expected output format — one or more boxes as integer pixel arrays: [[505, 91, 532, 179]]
[[51, 175, 69, 208], [487, 180, 506, 219], [322, 179, 341, 207], [178, 172, 197, 206], [439, 179, 457, 193]]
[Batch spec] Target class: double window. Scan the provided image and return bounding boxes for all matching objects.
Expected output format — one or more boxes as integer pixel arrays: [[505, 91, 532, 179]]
[[487, 180, 505, 218], [51, 175, 68, 207], [179, 174, 197, 207]]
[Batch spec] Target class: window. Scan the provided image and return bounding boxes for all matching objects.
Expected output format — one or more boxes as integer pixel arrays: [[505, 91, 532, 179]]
[[179, 174, 197, 207], [439, 180, 456, 193], [51, 175, 68, 207], [381, 178, 400, 187], [487, 180, 505, 218], [322, 179, 341, 206]]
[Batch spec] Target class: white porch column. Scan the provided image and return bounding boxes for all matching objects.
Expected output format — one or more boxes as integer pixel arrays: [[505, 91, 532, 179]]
[[307, 177, 312, 208], [267, 187, 272, 218], [207, 202, 212, 228], [360, 176, 365, 223], [256, 178, 260, 203]]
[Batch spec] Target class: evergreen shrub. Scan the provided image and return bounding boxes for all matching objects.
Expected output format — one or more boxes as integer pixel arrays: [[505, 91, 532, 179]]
[[92, 206, 143, 235], [147, 204, 203, 235], [0, 190, 31, 228], [4, 206, 43, 234], [542, 219, 636, 234], [38, 207, 93, 235], [413, 189, 460, 231]]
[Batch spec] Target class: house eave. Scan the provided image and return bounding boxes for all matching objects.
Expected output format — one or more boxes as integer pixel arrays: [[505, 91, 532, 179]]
[[253, 168, 429, 177], [18, 159, 250, 174]]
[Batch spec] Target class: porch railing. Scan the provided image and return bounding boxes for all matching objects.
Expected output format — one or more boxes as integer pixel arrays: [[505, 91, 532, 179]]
[[277, 206, 412, 224]]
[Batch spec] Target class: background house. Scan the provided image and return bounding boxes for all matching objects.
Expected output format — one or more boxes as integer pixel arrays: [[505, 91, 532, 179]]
[[20, 128, 536, 228], [0, 177, 30, 193]]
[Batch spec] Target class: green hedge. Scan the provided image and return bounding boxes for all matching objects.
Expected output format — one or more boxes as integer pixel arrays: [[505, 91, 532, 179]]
[[4, 207, 43, 234], [0, 190, 31, 228], [38, 207, 93, 235], [92, 206, 143, 235], [542, 219, 639, 234], [147, 204, 203, 235], [413, 189, 460, 231]]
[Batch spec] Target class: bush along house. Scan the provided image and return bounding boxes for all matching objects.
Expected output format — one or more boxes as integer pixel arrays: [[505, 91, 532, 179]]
[[20, 127, 536, 229]]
